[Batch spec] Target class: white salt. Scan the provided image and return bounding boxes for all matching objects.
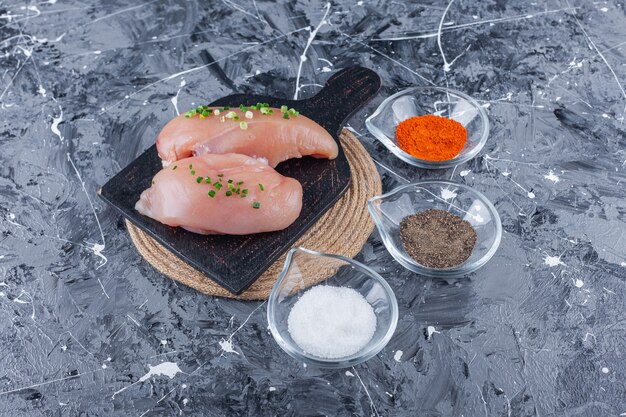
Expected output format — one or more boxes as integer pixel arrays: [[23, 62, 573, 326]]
[[287, 286, 377, 359]]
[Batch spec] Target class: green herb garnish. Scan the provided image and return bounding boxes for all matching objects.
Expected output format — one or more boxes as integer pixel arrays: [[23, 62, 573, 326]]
[[208, 190, 216, 198], [214, 182, 222, 190], [196, 176, 203, 183], [225, 191, 232, 196], [280, 105, 288, 113], [252, 202, 260, 209], [172, 165, 178, 170], [259, 184, 264, 191]]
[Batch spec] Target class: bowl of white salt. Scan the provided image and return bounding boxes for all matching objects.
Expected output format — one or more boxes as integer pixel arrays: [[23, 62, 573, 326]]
[[267, 247, 398, 368]]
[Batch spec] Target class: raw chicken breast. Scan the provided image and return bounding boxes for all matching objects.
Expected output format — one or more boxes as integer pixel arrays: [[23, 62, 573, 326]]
[[156, 107, 338, 167], [135, 153, 303, 235]]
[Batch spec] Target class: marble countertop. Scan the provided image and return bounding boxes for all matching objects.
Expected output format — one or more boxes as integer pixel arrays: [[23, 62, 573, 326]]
[[1, 0, 625, 416]]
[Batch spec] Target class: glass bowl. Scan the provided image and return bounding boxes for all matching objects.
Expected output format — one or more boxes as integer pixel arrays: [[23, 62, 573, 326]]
[[365, 86, 489, 169], [267, 247, 398, 368], [367, 181, 501, 277]]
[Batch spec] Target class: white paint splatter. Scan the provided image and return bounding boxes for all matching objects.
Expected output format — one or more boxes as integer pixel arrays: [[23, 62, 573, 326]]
[[441, 188, 457, 200], [437, 0, 459, 72], [427, 326, 440, 340], [101, 363, 107, 369], [93, 50, 102, 55], [218, 338, 239, 355], [600, 7, 608, 12], [268, 387, 276, 392], [544, 255, 565, 267], [574, 278, 584, 288], [460, 169, 471, 177], [112, 362, 182, 399], [621, 262, 626, 267], [602, 367, 609, 373], [321, 66, 331, 72], [294, 3, 331, 99], [160, 339, 168, 345], [179, 79, 186, 87], [66, 153, 107, 269], [171, 89, 181, 116], [394, 350, 403, 362], [51, 108, 64, 142], [544, 170, 560, 183], [527, 191, 536, 199]]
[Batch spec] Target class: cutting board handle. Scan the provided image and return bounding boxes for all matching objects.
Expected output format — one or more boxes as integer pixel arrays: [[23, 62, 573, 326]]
[[305, 66, 382, 136]]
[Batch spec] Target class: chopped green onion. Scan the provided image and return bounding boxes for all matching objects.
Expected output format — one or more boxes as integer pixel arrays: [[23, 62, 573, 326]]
[[242, 188, 248, 194], [239, 104, 247, 112], [202, 110, 210, 117], [283, 113, 290, 119], [228, 183, 236, 191], [172, 165, 178, 170], [190, 170, 196, 175], [280, 105, 288, 113], [228, 179, 233, 183], [223, 106, 230, 110], [208, 190, 216, 198], [245, 111, 253, 119], [205, 177, 211, 184], [196, 176, 203, 183], [213, 109, 221, 116], [217, 174, 224, 177], [188, 164, 193, 169], [258, 184, 264, 191], [250, 105, 257, 111], [184, 112, 192, 118], [252, 202, 260, 209], [233, 115, 240, 121], [225, 191, 232, 196], [237, 181, 244, 185], [289, 108, 299, 116], [239, 121, 248, 130], [214, 182, 222, 190]]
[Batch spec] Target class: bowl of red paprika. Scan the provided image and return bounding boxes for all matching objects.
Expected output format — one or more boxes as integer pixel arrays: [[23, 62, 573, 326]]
[[365, 87, 489, 169]]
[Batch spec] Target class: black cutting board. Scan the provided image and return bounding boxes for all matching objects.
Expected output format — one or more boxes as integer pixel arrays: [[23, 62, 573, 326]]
[[99, 66, 381, 294]]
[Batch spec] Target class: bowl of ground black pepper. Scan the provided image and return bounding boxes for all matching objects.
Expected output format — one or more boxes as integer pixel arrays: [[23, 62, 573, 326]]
[[365, 87, 489, 169], [368, 181, 502, 277]]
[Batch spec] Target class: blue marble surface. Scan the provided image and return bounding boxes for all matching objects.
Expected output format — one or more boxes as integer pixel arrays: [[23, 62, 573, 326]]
[[0, 0, 625, 416]]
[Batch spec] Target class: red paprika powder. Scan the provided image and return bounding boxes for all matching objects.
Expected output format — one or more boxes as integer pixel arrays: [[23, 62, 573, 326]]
[[395, 114, 467, 161]]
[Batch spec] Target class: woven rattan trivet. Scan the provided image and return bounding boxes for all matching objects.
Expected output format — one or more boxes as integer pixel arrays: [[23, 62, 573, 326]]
[[126, 129, 382, 300]]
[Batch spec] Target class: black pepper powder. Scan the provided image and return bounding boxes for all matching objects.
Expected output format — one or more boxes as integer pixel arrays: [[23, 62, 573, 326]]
[[399, 209, 477, 269]]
